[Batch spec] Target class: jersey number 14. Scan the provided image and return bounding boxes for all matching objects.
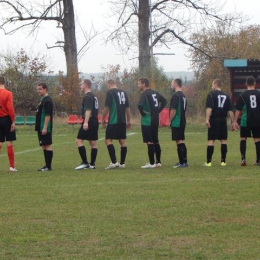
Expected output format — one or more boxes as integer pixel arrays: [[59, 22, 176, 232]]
[[118, 92, 126, 104]]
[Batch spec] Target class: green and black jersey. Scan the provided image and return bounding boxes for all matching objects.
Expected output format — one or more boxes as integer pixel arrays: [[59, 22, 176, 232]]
[[82, 92, 98, 119], [235, 89, 260, 127], [35, 95, 53, 132], [206, 90, 232, 118], [105, 88, 129, 124], [170, 91, 187, 128], [138, 89, 167, 126]]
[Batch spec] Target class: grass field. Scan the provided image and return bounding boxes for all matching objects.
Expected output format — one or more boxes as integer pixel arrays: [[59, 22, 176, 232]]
[[0, 122, 260, 259]]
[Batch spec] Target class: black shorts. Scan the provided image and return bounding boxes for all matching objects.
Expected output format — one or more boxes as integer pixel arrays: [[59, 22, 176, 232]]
[[171, 127, 185, 141], [141, 125, 159, 143], [38, 131, 52, 146], [77, 118, 99, 141], [0, 116, 16, 142], [240, 126, 260, 138], [208, 117, 227, 140], [106, 124, 126, 140]]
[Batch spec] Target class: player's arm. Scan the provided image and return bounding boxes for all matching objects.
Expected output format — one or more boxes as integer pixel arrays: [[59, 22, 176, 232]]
[[83, 109, 91, 130], [42, 115, 50, 135], [126, 107, 131, 129], [42, 101, 52, 135], [232, 110, 241, 130], [169, 109, 176, 124], [228, 110, 235, 130], [205, 108, 212, 128], [158, 94, 167, 113], [7, 92, 15, 132], [102, 106, 109, 125]]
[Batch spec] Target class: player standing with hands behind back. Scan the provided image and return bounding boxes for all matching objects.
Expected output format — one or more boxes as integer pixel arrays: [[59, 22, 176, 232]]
[[138, 77, 166, 169]]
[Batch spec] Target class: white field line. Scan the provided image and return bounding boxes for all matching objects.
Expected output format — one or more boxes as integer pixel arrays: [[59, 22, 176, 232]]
[[1, 132, 138, 156]]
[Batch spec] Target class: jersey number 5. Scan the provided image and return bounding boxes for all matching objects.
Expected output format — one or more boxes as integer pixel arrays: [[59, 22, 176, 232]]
[[152, 94, 158, 107]]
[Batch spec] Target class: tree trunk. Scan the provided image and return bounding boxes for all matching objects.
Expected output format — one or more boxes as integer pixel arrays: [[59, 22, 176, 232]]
[[62, 0, 78, 79], [61, 0, 81, 113], [138, 0, 151, 75]]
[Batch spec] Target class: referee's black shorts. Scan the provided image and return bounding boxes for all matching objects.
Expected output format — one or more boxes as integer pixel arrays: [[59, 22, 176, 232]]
[[106, 123, 126, 140], [208, 117, 227, 140], [141, 125, 159, 143], [77, 117, 99, 141], [240, 126, 260, 138], [0, 116, 16, 142]]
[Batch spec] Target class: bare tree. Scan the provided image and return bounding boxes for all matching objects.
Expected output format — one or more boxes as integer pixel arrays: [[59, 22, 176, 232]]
[[0, 0, 97, 79], [107, 0, 244, 75], [0, 0, 99, 113]]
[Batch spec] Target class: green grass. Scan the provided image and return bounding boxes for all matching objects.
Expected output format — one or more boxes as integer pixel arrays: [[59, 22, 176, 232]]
[[0, 123, 260, 259]]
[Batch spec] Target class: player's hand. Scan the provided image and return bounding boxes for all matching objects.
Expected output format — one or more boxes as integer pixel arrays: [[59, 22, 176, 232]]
[[10, 123, 15, 132], [42, 128, 47, 135], [126, 122, 131, 130], [232, 122, 239, 131], [206, 120, 210, 128], [83, 123, 89, 130]]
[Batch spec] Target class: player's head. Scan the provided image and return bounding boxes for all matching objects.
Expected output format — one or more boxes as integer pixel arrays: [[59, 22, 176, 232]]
[[212, 79, 222, 90], [106, 79, 116, 89], [171, 78, 182, 91], [37, 82, 48, 97], [138, 77, 149, 92], [0, 76, 5, 85], [245, 76, 256, 87], [81, 79, 92, 92]]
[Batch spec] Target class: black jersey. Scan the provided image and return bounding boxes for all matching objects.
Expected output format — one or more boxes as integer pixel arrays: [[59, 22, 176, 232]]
[[170, 91, 187, 128], [206, 90, 232, 118], [138, 89, 167, 126], [105, 88, 129, 124], [35, 95, 53, 132], [82, 92, 98, 119], [235, 89, 260, 127]]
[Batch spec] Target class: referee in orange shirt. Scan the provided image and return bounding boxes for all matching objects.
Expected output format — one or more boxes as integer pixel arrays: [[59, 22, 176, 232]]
[[0, 76, 17, 172]]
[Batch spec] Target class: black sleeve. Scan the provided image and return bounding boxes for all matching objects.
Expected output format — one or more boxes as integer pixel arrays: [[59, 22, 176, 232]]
[[43, 100, 53, 116], [158, 94, 167, 113], [205, 93, 213, 108]]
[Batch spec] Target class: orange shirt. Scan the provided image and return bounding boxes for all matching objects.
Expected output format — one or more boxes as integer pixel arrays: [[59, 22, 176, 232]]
[[0, 88, 15, 122]]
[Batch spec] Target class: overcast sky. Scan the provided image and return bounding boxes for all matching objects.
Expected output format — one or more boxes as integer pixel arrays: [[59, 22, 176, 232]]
[[1, 0, 260, 74]]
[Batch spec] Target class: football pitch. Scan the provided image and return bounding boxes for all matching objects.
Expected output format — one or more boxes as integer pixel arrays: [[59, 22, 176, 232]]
[[0, 123, 260, 259]]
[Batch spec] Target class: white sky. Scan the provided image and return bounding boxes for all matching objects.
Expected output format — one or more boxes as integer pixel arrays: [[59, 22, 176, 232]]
[[1, 0, 260, 73]]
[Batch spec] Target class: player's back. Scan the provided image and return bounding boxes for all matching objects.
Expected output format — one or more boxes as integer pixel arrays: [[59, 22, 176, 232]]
[[241, 89, 260, 126], [106, 88, 129, 124], [208, 90, 232, 118]]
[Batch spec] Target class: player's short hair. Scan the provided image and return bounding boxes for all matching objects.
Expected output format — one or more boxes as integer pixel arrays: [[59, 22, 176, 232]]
[[83, 79, 92, 88], [138, 77, 149, 87], [38, 82, 48, 90], [174, 78, 182, 87], [0, 76, 5, 85], [246, 76, 256, 86], [107, 79, 116, 85], [213, 79, 222, 88]]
